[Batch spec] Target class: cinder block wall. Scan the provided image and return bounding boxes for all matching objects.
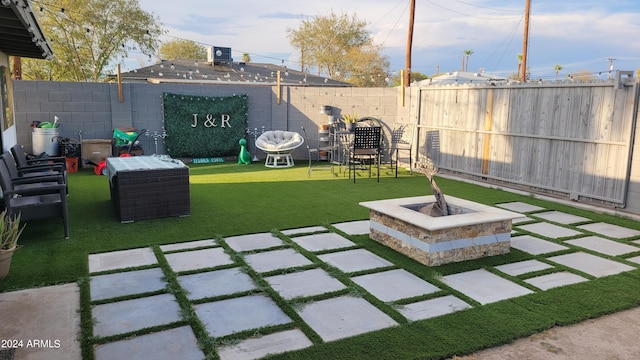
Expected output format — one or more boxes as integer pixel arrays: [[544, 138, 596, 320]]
[[12, 81, 412, 160]]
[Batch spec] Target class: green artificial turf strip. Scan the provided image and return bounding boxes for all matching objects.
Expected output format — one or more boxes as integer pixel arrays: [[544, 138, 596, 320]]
[[2, 162, 640, 360]]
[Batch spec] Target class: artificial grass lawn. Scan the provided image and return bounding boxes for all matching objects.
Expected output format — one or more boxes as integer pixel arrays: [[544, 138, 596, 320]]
[[1, 162, 639, 359]]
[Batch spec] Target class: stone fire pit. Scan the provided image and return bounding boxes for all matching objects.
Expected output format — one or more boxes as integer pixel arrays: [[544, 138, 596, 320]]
[[359, 195, 521, 266]]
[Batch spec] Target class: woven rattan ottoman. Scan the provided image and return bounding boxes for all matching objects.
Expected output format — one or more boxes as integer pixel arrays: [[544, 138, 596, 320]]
[[106, 156, 190, 222]]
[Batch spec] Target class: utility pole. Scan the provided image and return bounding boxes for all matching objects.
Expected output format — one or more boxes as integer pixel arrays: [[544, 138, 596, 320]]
[[404, 0, 415, 87], [520, 0, 531, 82]]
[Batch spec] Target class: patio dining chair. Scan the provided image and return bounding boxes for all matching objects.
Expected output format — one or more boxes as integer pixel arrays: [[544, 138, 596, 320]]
[[11, 144, 66, 169], [11, 144, 67, 184], [5, 148, 67, 193], [391, 124, 415, 177], [0, 159, 69, 239], [300, 126, 334, 177], [348, 126, 382, 183], [1, 152, 64, 195]]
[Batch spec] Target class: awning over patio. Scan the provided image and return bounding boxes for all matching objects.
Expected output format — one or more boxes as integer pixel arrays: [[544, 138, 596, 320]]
[[0, 0, 53, 59]]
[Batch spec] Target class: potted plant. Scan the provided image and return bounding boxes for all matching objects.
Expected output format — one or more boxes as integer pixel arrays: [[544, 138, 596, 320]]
[[0, 211, 24, 280], [342, 113, 359, 132]]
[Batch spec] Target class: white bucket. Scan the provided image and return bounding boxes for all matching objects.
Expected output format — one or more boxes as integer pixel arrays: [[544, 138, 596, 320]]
[[32, 127, 60, 156]]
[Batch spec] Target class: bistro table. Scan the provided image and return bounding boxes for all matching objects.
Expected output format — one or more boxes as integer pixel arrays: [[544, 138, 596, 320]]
[[106, 155, 190, 222]]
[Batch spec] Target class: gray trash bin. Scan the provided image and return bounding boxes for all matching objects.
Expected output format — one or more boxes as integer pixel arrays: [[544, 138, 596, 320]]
[[32, 127, 60, 156]]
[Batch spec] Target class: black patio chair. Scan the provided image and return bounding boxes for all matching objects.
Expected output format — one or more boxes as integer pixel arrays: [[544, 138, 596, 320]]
[[0, 152, 64, 196], [348, 126, 382, 183], [11, 144, 66, 170], [0, 159, 69, 239], [9, 145, 67, 192]]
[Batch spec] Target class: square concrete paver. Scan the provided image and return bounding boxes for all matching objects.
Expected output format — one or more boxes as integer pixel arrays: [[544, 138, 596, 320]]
[[510, 235, 569, 255], [495, 260, 554, 276], [512, 216, 534, 224], [160, 239, 216, 252], [296, 296, 397, 342], [0, 283, 81, 360], [178, 268, 255, 300], [441, 269, 534, 305], [243, 248, 313, 273], [281, 226, 327, 235], [627, 255, 640, 265], [217, 329, 313, 360], [397, 295, 471, 321], [194, 295, 291, 338], [92, 294, 182, 338], [518, 222, 582, 239], [351, 269, 440, 302], [533, 211, 590, 225], [225, 233, 284, 252], [496, 202, 545, 213], [565, 236, 640, 256], [524, 272, 589, 291], [577, 222, 640, 239], [332, 220, 370, 235], [165, 247, 234, 272], [90, 268, 166, 301], [89, 247, 157, 273], [265, 268, 347, 300], [291, 232, 356, 252], [318, 249, 393, 273], [548, 252, 636, 278], [94, 326, 204, 360]]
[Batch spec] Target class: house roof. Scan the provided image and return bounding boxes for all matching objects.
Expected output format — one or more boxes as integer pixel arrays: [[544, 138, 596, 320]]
[[417, 71, 507, 86], [117, 58, 352, 87], [0, 0, 52, 59]]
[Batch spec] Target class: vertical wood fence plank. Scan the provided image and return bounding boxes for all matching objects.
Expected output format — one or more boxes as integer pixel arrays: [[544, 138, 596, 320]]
[[417, 82, 636, 204]]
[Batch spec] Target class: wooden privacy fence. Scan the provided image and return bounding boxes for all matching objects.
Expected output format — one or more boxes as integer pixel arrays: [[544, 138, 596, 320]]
[[416, 79, 639, 205]]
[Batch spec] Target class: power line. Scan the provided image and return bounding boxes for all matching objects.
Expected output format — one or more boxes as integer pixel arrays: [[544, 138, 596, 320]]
[[480, 12, 524, 73], [425, 0, 523, 20], [378, 0, 411, 47], [449, 0, 522, 13]]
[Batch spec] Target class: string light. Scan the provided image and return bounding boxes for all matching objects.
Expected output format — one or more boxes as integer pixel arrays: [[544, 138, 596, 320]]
[[30, 2, 395, 84]]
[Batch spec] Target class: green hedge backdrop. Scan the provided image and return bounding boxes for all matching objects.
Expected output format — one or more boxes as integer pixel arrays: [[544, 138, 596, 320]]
[[163, 92, 248, 157]]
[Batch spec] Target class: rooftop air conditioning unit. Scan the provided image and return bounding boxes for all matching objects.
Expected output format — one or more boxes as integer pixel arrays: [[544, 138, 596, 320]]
[[207, 46, 232, 65]]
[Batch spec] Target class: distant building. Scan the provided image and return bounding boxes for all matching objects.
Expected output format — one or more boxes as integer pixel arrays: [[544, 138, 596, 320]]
[[416, 71, 507, 86], [115, 57, 352, 87]]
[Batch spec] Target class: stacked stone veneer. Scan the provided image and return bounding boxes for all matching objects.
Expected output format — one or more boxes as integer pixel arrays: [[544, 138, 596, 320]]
[[360, 196, 518, 267]]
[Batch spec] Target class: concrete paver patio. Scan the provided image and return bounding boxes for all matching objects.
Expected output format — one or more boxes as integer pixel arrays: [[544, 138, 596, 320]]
[[3, 200, 640, 360], [532, 211, 590, 225]]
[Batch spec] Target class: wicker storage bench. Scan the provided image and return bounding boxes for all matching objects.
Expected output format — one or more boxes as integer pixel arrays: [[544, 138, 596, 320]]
[[106, 156, 190, 222]]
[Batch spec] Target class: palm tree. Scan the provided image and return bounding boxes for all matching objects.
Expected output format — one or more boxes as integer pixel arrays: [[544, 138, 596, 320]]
[[463, 50, 474, 72], [517, 53, 523, 77], [242, 53, 251, 63], [554, 64, 563, 80]]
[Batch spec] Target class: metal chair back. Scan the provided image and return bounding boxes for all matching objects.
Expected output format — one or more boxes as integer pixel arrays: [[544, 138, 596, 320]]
[[350, 126, 381, 182], [353, 126, 381, 153]]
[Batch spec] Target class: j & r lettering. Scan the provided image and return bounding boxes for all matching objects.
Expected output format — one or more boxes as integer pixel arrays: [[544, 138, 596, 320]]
[[191, 114, 232, 128]]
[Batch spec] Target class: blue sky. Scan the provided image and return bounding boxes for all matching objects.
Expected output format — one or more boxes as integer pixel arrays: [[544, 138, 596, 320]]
[[135, 0, 640, 80]]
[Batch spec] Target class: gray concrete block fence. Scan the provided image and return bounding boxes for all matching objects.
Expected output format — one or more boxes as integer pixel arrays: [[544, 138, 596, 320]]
[[12, 80, 410, 160]]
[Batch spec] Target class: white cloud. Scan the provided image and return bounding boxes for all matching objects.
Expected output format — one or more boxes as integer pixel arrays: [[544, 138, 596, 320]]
[[135, 0, 640, 79]]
